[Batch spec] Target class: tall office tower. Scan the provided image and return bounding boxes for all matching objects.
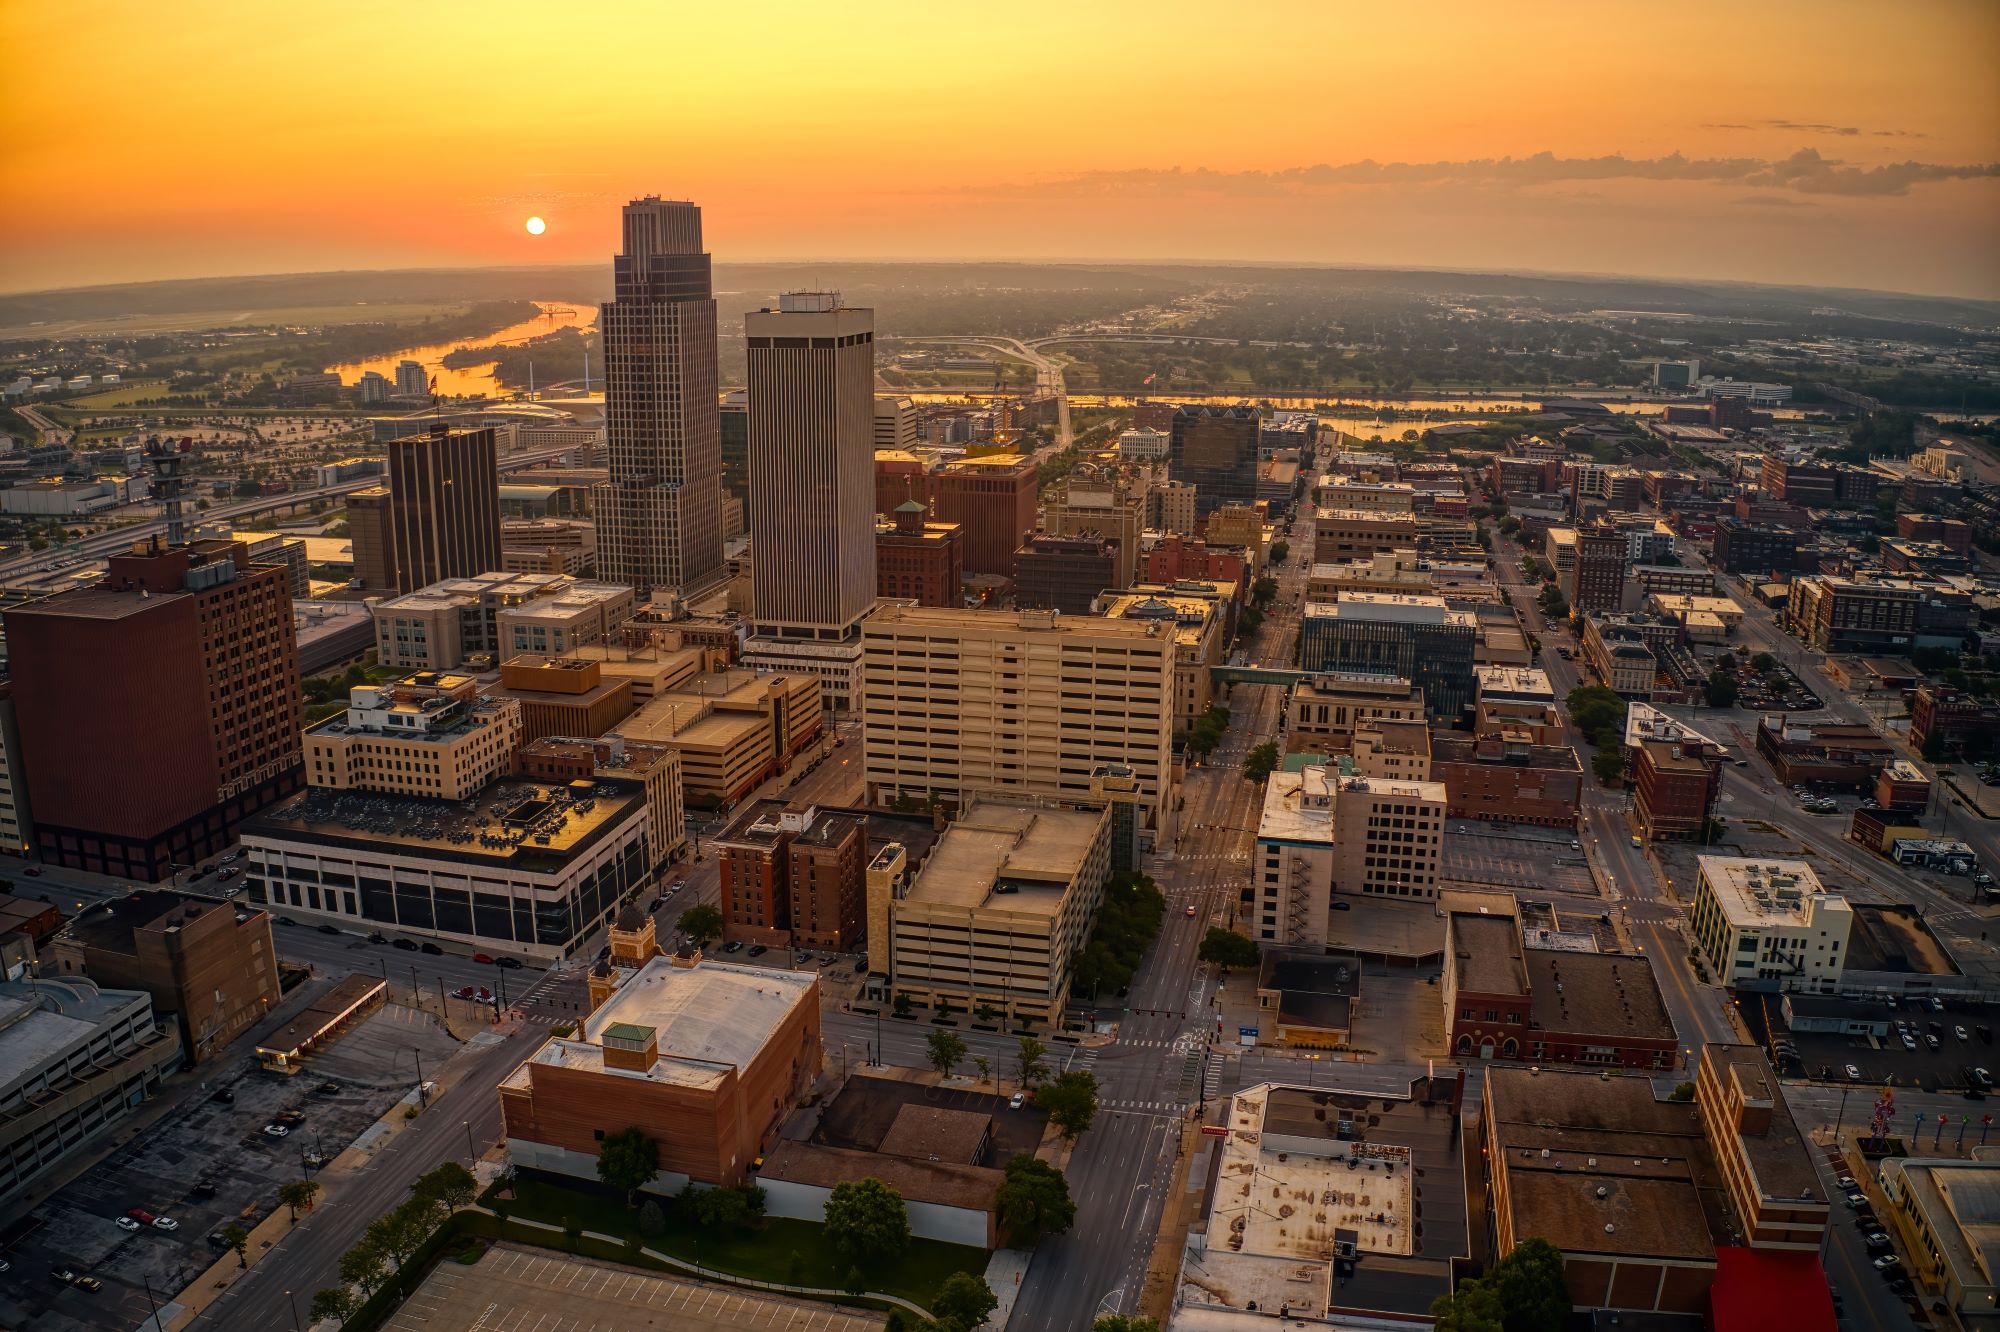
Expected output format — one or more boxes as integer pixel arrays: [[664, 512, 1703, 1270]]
[[1170, 405, 1260, 518], [394, 359, 428, 397], [1568, 521, 1629, 615], [2, 539, 304, 879], [595, 197, 726, 600], [739, 293, 876, 709], [349, 426, 501, 594]]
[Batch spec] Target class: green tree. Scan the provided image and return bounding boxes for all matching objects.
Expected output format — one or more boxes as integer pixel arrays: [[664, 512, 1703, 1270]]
[[1429, 1281, 1505, 1332], [1750, 651, 1778, 674], [339, 1240, 386, 1294], [974, 1055, 991, 1084], [1592, 744, 1626, 785], [1197, 927, 1259, 968], [638, 1199, 667, 1237], [223, 1223, 251, 1269], [310, 1287, 360, 1324], [1667, 1081, 1695, 1102], [413, 1161, 476, 1212], [893, 991, 914, 1018], [278, 1178, 321, 1223], [1565, 684, 1627, 737], [1704, 669, 1739, 709], [995, 1154, 1077, 1245], [1239, 605, 1265, 637], [1092, 1318, 1161, 1332], [1269, 540, 1289, 564], [1429, 1237, 1570, 1332], [676, 903, 723, 948], [1242, 741, 1281, 784], [926, 1028, 968, 1079], [1536, 584, 1568, 619], [596, 1126, 660, 1206], [686, 1182, 755, 1233], [1038, 1070, 1100, 1141], [932, 1272, 999, 1332], [367, 1203, 431, 1269], [1251, 575, 1279, 607], [1015, 1036, 1049, 1089], [823, 1177, 911, 1269]]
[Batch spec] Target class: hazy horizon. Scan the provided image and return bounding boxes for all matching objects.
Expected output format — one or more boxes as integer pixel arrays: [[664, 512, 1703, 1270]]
[[4, 1, 1996, 300]]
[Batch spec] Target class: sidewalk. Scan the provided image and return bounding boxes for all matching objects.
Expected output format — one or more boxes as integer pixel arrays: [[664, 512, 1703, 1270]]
[[161, 1187, 305, 1330]]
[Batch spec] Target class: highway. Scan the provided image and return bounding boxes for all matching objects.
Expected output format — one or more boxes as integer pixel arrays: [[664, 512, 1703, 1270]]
[[894, 335, 1072, 450], [1007, 502, 1312, 1329]]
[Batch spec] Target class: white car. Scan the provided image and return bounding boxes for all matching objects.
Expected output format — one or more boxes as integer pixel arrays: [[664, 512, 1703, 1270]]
[[1009, 1092, 1027, 1110], [114, 1217, 141, 1232], [1845, 1064, 1862, 1080], [151, 1217, 178, 1232], [262, 1124, 289, 1138], [1957, 1026, 1971, 1041]]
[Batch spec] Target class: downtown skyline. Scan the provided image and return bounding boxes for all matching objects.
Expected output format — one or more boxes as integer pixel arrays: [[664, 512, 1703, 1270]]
[[2, 0, 1996, 299]]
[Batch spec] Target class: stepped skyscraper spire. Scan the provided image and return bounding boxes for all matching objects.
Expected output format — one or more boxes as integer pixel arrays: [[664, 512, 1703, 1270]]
[[594, 197, 725, 598]]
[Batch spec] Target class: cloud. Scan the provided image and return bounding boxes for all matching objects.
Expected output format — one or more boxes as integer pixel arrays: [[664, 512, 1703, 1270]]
[[1706, 118, 1925, 139], [1734, 195, 1818, 208], [1017, 149, 1996, 199]]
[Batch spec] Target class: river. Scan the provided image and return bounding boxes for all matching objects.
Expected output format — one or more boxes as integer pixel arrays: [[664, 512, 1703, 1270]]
[[329, 301, 598, 398]]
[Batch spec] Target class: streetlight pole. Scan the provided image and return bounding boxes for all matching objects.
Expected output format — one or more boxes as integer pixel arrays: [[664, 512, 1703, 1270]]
[[141, 1274, 162, 1332], [286, 1289, 302, 1332], [463, 1120, 476, 1165], [414, 1048, 427, 1108]]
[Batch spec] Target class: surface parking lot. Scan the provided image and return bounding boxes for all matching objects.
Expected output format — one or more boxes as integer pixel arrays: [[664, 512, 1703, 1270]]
[[0, 1001, 462, 1332], [389, 1244, 885, 1332], [1747, 993, 2000, 1094]]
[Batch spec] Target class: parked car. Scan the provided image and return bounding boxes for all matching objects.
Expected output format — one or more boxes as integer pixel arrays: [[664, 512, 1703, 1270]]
[[1845, 1192, 1869, 1208], [1009, 1091, 1028, 1110], [495, 956, 523, 970], [455, 986, 476, 999], [476, 987, 492, 1002], [473, 953, 495, 964], [316, 1080, 341, 1095], [1975, 1067, 1994, 1088], [723, 940, 744, 953], [316, 924, 340, 935], [151, 1216, 178, 1232], [1957, 1026, 1971, 1042], [210, 1088, 235, 1105], [221, 851, 239, 863], [262, 1124, 289, 1138], [392, 938, 419, 951], [189, 1183, 218, 1200], [747, 944, 768, 957], [222, 886, 241, 899], [50, 1268, 101, 1292], [1874, 1254, 1901, 1272], [275, 916, 297, 927], [125, 1208, 156, 1226], [1863, 1230, 1893, 1249], [1837, 1175, 1857, 1190], [114, 1216, 141, 1232], [419, 942, 443, 955], [368, 932, 389, 944], [272, 1110, 305, 1126]]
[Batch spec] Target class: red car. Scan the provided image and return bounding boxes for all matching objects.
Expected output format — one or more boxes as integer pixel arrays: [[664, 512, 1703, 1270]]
[[1185, 904, 1198, 918], [472, 953, 495, 965], [455, 986, 476, 999], [476, 987, 493, 1002], [125, 1208, 155, 1227]]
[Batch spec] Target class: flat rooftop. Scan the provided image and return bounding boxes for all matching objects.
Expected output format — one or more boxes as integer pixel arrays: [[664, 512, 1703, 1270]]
[[0, 979, 146, 1085], [1696, 856, 1845, 927], [903, 802, 1103, 917], [244, 776, 645, 874], [514, 957, 815, 1092], [63, 888, 246, 956], [1526, 951, 1675, 1043], [1451, 909, 1527, 996]]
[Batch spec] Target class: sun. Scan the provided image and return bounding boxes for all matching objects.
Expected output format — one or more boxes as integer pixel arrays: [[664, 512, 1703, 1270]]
[[525, 216, 546, 236]]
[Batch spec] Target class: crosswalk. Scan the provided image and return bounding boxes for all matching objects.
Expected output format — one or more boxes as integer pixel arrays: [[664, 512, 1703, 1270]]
[[1101, 1099, 1185, 1116]]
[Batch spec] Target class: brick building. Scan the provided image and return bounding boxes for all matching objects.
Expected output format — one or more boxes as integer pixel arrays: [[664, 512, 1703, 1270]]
[[874, 501, 963, 607], [931, 453, 1038, 576], [1712, 517, 1799, 574], [1632, 735, 1726, 841], [51, 888, 280, 1065], [1911, 684, 2000, 760], [1567, 522, 1629, 615], [1, 538, 304, 880], [492, 656, 637, 742], [714, 801, 868, 951], [1759, 456, 1837, 506], [1428, 733, 1582, 827]]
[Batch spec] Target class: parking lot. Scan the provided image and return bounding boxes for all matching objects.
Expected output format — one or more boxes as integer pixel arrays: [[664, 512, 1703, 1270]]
[[1744, 991, 2000, 1095], [1441, 823, 1596, 897], [0, 999, 462, 1332], [389, 1243, 884, 1332]]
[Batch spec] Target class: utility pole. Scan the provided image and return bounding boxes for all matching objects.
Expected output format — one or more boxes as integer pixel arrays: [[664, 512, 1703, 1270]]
[[414, 1048, 427, 1108]]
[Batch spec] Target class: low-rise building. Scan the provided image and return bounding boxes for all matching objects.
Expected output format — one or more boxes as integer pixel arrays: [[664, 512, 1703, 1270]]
[[372, 570, 635, 671], [49, 888, 279, 1066], [1582, 618, 1661, 699], [614, 668, 824, 809], [1690, 856, 1851, 992], [1755, 716, 1895, 789], [500, 519, 597, 576], [1876, 1158, 2000, 1324], [878, 796, 1110, 1025], [1632, 734, 1726, 841], [502, 953, 821, 1191], [493, 655, 637, 742], [241, 775, 655, 960], [0, 976, 182, 1211], [1100, 590, 1223, 737], [1444, 895, 1676, 1068], [304, 672, 521, 800], [1912, 684, 2000, 760], [1013, 534, 1118, 614], [874, 501, 963, 608], [1429, 732, 1583, 827], [1285, 672, 1428, 753], [518, 734, 686, 868], [1786, 576, 1923, 655], [1299, 594, 1477, 720]]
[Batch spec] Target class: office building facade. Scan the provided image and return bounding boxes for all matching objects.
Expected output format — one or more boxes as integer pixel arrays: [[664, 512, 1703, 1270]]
[[931, 454, 1038, 576], [1299, 595, 1477, 720], [595, 197, 727, 598], [1170, 405, 1259, 518]]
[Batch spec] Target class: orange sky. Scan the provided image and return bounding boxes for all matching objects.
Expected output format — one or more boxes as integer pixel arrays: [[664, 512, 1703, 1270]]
[[3, 0, 1997, 297]]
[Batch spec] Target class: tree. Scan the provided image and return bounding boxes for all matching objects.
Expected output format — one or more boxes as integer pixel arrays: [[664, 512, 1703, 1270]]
[[1015, 1036, 1049, 1090], [687, 1182, 754, 1233], [823, 1177, 911, 1269], [638, 1199, 666, 1237], [413, 1161, 476, 1212], [973, 1056, 991, 1084], [997, 1155, 1077, 1245], [1536, 585, 1568, 619], [1251, 576, 1279, 608], [223, 1223, 250, 1269], [1038, 1070, 1100, 1141], [1750, 651, 1778, 674], [1242, 741, 1280, 784], [1429, 1237, 1570, 1332], [932, 1272, 999, 1332], [278, 1179, 321, 1223], [1239, 605, 1265, 637], [1704, 669, 1739, 709], [926, 1027, 968, 1079], [367, 1203, 431, 1269], [1592, 744, 1626, 785], [596, 1126, 660, 1206], [1197, 927, 1259, 968], [1092, 1318, 1161, 1332], [676, 903, 723, 948], [339, 1240, 386, 1295], [310, 1288, 360, 1325], [1565, 684, 1627, 738], [1429, 1281, 1505, 1332], [893, 991, 914, 1018], [1269, 540, 1289, 565]]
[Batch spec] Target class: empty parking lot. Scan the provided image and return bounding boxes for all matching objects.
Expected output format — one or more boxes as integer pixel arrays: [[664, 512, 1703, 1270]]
[[387, 1245, 885, 1332]]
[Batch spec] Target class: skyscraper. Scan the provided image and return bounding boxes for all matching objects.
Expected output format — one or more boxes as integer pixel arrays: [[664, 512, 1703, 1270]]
[[1170, 405, 1260, 518], [740, 292, 876, 708], [595, 197, 725, 600], [347, 424, 502, 594]]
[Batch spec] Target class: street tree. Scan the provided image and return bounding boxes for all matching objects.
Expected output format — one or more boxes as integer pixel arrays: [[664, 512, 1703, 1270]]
[[223, 1223, 250, 1269], [1038, 1070, 1100, 1141], [1251, 576, 1279, 607], [931, 1272, 999, 1332], [339, 1240, 387, 1294], [596, 1126, 660, 1206], [413, 1161, 476, 1212], [367, 1203, 431, 1269], [926, 1028, 968, 1079], [1197, 928, 1259, 968], [310, 1288, 360, 1325], [823, 1177, 911, 1269], [1242, 742, 1280, 784], [278, 1179, 321, 1223], [1015, 1036, 1049, 1089], [1704, 669, 1739, 709], [995, 1155, 1076, 1245], [676, 903, 723, 948]]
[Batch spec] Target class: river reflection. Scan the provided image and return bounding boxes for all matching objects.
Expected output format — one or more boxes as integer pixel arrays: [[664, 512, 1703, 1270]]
[[328, 301, 597, 398]]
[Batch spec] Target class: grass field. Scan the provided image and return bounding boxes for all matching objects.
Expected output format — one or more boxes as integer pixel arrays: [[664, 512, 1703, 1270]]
[[0, 301, 473, 342], [59, 379, 168, 409]]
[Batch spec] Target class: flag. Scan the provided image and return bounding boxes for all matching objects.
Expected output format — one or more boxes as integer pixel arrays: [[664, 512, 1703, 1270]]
[[1143, 373, 1157, 385]]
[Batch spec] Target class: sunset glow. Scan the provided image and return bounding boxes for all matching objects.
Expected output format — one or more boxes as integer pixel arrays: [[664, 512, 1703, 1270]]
[[1, 0, 1996, 295]]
